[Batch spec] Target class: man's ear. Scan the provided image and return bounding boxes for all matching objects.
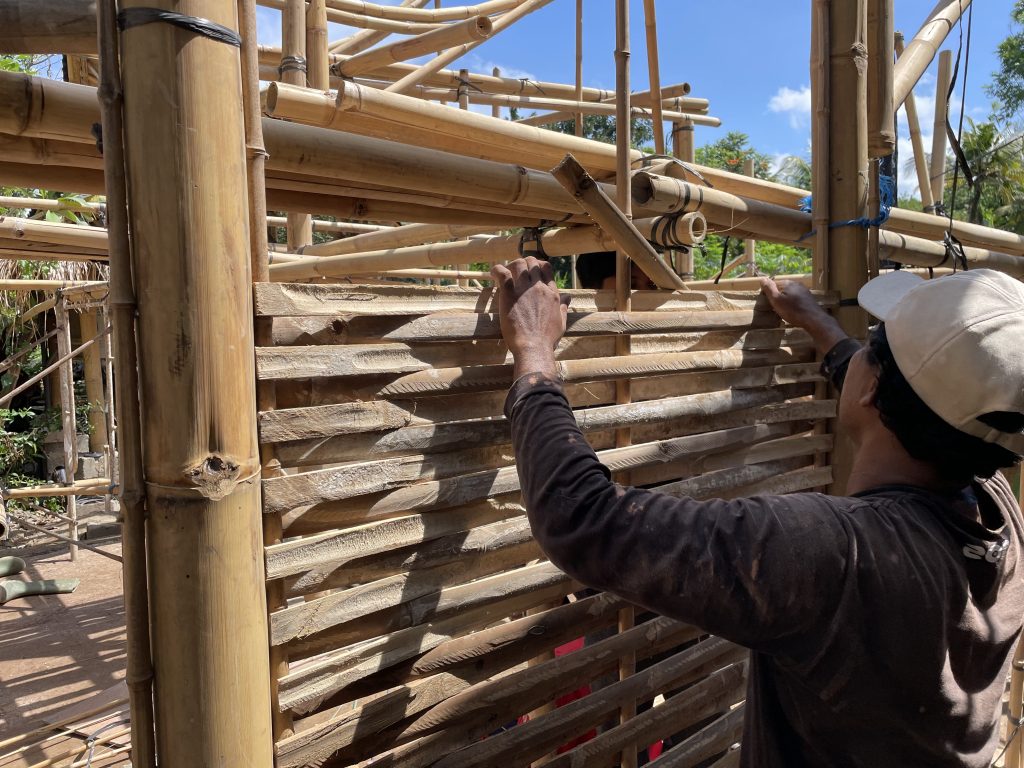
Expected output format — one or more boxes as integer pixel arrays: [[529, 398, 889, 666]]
[[858, 371, 880, 408]]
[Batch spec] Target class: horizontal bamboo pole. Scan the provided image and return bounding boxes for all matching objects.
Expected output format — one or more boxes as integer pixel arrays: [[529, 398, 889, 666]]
[[0, 328, 57, 375], [0, 216, 108, 250], [552, 154, 685, 289], [654, 705, 746, 768], [260, 0, 443, 33], [338, 15, 492, 77], [893, 0, 970, 109], [0, 196, 104, 212], [322, 0, 520, 21], [265, 215, 392, 234], [0, 0, 97, 54], [298, 221, 493, 256], [2, 479, 114, 499], [0, 247, 107, 264]]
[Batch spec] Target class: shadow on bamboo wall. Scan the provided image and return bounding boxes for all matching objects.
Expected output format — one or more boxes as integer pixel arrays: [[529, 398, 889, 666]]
[[254, 281, 836, 768]]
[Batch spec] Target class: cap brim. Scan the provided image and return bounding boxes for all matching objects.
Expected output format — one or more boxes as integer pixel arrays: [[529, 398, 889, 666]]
[[858, 270, 925, 321]]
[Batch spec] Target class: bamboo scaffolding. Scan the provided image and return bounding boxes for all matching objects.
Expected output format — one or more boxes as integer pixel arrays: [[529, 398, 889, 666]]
[[2, 479, 113, 499], [867, 0, 895, 158], [892, 0, 971, 110], [328, 0, 433, 54], [323, 0, 520, 21], [0, 0, 98, 54], [385, 0, 553, 94], [0, 323, 109, 409], [53, 299, 78, 560], [282, 0, 313, 250], [299, 222, 493, 257], [0, 216, 108, 251], [119, 0, 272, 764], [95, 0, 155, 762], [338, 15, 492, 77], [929, 49, 952, 210], [895, 32, 935, 210], [641, 0, 665, 155], [0, 196, 104, 213]]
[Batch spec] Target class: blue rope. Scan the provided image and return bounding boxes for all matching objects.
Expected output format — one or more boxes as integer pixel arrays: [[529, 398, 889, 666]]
[[795, 171, 895, 242]]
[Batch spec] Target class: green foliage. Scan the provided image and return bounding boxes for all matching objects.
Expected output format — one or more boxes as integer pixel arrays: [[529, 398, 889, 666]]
[[692, 236, 811, 281], [988, 1, 1024, 123], [0, 54, 35, 74], [695, 132, 774, 179], [545, 114, 655, 151], [941, 120, 1024, 229]]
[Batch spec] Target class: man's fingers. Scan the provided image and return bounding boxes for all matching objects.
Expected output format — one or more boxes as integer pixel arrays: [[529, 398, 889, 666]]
[[759, 276, 780, 300], [539, 259, 555, 284], [509, 258, 530, 280], [559, 293, 571, 308], [491, 263, 513, 286]]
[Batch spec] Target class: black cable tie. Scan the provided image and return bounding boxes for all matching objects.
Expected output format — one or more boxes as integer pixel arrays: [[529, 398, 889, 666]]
[[838, 297, 860, 307], [90, 123, 103, 155], [280, 55, 308, 75], [117, 8, 241, 47], [518, 228, 548, 259]]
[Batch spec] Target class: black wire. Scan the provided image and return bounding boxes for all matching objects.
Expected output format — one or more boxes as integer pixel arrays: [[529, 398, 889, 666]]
[[945, 0, 973, 271]]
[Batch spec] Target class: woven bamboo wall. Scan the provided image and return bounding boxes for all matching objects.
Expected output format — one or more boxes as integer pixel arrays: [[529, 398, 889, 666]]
[[254, 281, 836, 768]]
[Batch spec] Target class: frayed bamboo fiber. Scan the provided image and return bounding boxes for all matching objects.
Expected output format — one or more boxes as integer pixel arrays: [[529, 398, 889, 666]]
[[552, 154, 685, 289], [867, 0, 895, 158], [892, 0, 971, 110], [324, 0, 520, 21], [96, 0, 156, 761], [385, 0, 554, 94], [894, 32, 934, 210], [119, 0, 272, 764], [338, 15, 492, 77], [929, 50, 952, 209], [0, 0, 98, 54]]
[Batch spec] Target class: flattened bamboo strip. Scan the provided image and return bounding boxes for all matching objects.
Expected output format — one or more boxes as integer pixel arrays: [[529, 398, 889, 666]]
[[285, 515, 534, 596], [275, 592, 627, 768], [649, 705, 745, 768], [274, 529, 537, 638], [276, 567, 574, 713], [262, 420, 794, 518], [542, 665, 745, 768]]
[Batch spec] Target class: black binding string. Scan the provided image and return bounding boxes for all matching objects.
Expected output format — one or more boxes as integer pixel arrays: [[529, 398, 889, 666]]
[[117, 8, 242, 47]]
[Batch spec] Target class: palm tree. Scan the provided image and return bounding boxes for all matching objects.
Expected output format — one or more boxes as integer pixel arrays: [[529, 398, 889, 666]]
[[944, 120, 1024, 226]]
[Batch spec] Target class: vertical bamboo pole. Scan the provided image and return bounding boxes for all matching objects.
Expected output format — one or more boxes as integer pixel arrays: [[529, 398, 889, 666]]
[[283, 0, 313, 250], [46, 333, 61, 411], [119, 0, 273, 765], [54, 296, 78, 561], [811, 1, 830, 291], [491, 66, 502, 118], [641, 0, 664, 155], [100, 304, 115, 515], [306, 0, 328, 90], [571, 0, 583, 289], [457, 67, 471, 287], [743, 158, 757, 276], [79, 308, 107, 453], [614, 3, 636, 765], [828, 0, 870, 494], [867, 0, 895, 158], [96, 0, 156, 762], [894, 32, 935, 211], [673, 118, 695, 279], [929, 49, 951, 211], [239, 0, 294, 743]]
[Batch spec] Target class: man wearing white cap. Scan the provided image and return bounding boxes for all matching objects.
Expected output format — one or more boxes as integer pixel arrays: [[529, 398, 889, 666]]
[[492, 257, 1024, 767]]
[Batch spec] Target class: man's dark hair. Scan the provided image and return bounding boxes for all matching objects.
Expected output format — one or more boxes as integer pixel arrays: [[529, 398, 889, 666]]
[[867, 324, 1023, 482], [575, 251, 617, 289]]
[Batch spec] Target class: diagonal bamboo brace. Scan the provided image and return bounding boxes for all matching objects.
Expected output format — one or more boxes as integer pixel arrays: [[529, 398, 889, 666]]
[[551, 154, 686, 291]]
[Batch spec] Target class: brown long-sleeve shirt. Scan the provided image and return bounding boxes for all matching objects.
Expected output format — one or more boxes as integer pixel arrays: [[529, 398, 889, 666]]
[[505, 372, 1024, 767]]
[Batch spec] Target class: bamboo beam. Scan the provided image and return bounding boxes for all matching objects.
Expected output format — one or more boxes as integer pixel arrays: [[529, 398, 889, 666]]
[[300, 221, 492, 257], [119, 0, 272, 765], [385, 0, 553, 94], [895, 32, 935, 210], [265, 216, 390, 234], [0, 216, 108, 251], [867, 0, 895, 158], [323, 0, 520, 21], [892, 0, 970, 110], [94, 1, 155, 761], [0, 196, 104, 213], [811, 0, 829, 290], [338, 16, 492, 77], [0, 0, 97, 54], [0, 279, 105, 292], [328, 0, 433, 54], [551, 155, 684, 289], [929, 49, 952, 210]]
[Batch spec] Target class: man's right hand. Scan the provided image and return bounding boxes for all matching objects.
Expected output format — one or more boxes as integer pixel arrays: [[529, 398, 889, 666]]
[[759, 277, 849, 355]]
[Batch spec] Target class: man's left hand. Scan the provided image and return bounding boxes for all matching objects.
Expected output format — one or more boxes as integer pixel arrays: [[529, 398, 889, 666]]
[[491, 257, 570, 379]]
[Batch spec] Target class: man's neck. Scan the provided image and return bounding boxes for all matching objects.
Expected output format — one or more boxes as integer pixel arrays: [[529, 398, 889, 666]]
[[845, 428, 959, 497]]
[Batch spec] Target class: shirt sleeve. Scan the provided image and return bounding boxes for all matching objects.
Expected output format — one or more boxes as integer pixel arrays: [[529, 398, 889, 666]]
[[820, 337, 862, 391], [505, 373, 853, 655]]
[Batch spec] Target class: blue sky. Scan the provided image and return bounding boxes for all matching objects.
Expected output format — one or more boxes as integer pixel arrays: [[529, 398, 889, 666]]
[[256, 1, 1018, 199]]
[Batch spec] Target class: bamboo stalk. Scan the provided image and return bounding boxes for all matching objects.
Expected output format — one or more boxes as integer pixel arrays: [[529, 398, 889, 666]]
[[0, 324, 109, 409], [551, 155, 684, 290], [339, 16, 492, 77], [385, 0, 553, 94], [53, 299, 78, 561], [894, 32, 935, 210], [94, 0, 156, 762], [0, 0, 98, 54], [282, 0, 314, 250], [744, 157, 757, 275], [641, 0, 665, 155], [574, 0, 583, 137], [2, 479, 113, 499], [0, 217, 107, 250], [0, 329, 57, 376], [78, 310, 107, 452], [0, 196, 104, 213], [811, 0, 830, 290], [328, 0, 433, 54], [7, 510, 122, 561], [100, 305, 115, 513], [324, 0, 520, 21], [119, 0, 273, 764], [929, 49, 952, 210], [306, 0, 329, 88], [892, 0, 971, 110], [867, 0, 895, 158]]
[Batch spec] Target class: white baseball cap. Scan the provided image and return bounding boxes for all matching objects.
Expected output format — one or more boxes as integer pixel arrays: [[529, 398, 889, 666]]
[[858, 269, 1024, 454]]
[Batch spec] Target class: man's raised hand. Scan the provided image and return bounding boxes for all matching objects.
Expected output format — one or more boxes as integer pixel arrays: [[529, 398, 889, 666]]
[[491, 257, 570, 379]]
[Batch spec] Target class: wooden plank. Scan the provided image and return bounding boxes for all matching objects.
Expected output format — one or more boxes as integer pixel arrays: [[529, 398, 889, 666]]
[[651, 704, 745, 768], [285, 515, 534, 597], [262, 421, 796, 518], [276, 566, 576, 714], [282, 560, 574, 662], [252, 283, 769, 317]]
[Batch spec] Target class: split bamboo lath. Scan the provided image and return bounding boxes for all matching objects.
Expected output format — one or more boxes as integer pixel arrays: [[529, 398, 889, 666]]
[[1, 0, 1023, 766]]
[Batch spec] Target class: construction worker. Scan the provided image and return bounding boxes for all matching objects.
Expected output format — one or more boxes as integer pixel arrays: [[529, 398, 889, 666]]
[[491, 257, 1024, 767]]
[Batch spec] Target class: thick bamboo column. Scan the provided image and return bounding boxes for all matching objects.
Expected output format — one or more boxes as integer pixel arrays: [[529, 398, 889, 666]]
[[119, 0, 273, 765], [867, 0, 895, 158], [929, 49, 952, 210], [78, 309, 107, 453], [95, 0, 155, 759], [828, 0, 870, 493], [641, 0, 665, 155], [744, 158, 757, 276], [0, 0, 98, 54], [54, 298, 78, 561], [894, 32, 934, 210], [892, 0, 970, 110], [306, 0, 329, 88], [283, 0, 313, 250]]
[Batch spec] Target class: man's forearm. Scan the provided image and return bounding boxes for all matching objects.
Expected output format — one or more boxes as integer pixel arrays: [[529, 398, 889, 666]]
[[512, 346, 559, 381], [802, 312, 850, 357]]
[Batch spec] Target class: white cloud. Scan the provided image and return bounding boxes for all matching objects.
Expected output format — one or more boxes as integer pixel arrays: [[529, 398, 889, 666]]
[[255, 6, 282, 47], [768, 85, 812, 130], [460, 53, 536, 83]]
